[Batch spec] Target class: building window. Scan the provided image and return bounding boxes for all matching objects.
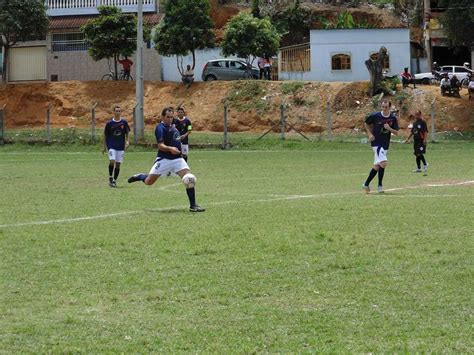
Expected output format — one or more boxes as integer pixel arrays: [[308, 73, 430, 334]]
[[52, 33, 89, 52], [331, 53, 351, 70], [370, 52, 390, 70]]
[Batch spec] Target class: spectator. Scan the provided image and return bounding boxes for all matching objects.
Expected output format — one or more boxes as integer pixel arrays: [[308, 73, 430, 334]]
[[401, 67, 416, 88], [440, 73, 450, 96], [257, 56, 265, 80], [468, 76, 474, 100], [263, 55, 272, 80], [450, 74, 460, 90], [432, 61, 441, 72], [118, 56, 133, 80], [182, 64, 194, 86]]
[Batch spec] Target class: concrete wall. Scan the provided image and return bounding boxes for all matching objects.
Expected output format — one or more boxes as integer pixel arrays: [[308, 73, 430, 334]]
[[47, 33, 161, 81], [161, 47, 253, 82], [280, 28, 410, 82]]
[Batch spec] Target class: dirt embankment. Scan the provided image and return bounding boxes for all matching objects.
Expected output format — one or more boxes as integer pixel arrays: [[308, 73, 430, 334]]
[[0, 80, 472, 133]]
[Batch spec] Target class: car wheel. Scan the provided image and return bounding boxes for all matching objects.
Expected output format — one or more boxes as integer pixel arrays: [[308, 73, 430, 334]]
[[205, 75, 216, 81], [421, 78, 430, 85]]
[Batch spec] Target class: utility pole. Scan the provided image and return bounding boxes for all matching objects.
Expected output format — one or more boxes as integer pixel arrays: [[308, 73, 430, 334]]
[[423, 0, 432, 70], [135, 0, 144, 141]]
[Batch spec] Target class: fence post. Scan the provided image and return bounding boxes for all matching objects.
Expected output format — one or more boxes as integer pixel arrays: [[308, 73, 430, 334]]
[[46, 104, 52, 143], [91, 102, 98, 143], [326, 96, 333, 141], [280, 103, 286, 140], [430, 98, 436, 142], [222, 103, 229, 149], [0, 104, 5, 145]]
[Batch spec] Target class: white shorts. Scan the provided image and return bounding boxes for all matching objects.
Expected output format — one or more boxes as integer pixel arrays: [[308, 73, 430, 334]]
[[148, 157, 189, 176], [108, 149, 125, 163], [181, 144, 189, 155], [372, 146, 388, 165]]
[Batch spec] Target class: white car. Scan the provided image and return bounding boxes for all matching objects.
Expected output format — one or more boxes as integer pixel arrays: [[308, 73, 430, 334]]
[[415, 65, 472, 85]]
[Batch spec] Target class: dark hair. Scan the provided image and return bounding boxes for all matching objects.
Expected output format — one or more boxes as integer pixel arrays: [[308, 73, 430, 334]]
[[381, 99, 392, 107], [177, 107, 185, 113], [161, 107, 172, 116]]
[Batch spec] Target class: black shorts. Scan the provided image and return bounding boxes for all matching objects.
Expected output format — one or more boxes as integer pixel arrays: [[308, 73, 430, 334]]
[[414, 142, 427, 155]]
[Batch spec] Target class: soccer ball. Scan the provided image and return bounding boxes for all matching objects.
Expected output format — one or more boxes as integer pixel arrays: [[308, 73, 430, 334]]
[[182, 173, 196, 188]]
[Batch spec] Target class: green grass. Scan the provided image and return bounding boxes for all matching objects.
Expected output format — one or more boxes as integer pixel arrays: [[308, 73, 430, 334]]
[[0, 140, 473, 352]]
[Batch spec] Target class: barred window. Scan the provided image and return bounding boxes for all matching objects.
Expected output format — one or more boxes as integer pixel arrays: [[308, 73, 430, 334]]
[[331, 53, 351, 70], [370, 52, 390, 70], [52, 33, 89, 52]]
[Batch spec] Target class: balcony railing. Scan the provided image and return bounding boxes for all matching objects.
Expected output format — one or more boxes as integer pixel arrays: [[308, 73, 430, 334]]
[[46, 0, 157, 16]]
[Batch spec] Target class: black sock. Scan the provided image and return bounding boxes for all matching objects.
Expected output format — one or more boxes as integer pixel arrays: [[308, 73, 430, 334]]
[[108, 164, 114, 179], [364, 169, 377, 186], [416, 156, 421, 169], [378, 167, 385, 186], [186, 187, 196, 207], [420, 155, 427, 166], [113, 168, 120, 180], [183, 155, 188, 162]]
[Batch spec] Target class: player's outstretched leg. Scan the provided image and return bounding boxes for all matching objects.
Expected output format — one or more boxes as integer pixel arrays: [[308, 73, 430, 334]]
[[128, 173, 148, 183]]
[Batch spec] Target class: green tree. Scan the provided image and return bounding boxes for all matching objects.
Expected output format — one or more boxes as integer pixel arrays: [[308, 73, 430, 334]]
[[81, 6, 148, 80], [0, 0, 48, 83], [153, 0, 215, 75], [221, 13, 281, 70], [438, 0, 474, 48]]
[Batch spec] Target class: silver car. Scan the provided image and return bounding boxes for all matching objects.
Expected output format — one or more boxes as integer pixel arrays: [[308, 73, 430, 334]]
[[201, 59, 260, 81]]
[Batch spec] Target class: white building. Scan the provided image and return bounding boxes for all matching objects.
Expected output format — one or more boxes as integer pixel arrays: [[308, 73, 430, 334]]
[[280, 28, 411, 82]]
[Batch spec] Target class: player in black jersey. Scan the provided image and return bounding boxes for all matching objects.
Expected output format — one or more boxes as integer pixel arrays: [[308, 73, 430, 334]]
[[405, 110, 428, 175]]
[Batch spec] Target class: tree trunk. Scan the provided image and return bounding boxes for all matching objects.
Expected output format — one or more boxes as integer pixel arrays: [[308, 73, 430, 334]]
[[365, 46, 387, 96], [1, 45, 9, 84], [114, 54, 118, 81]]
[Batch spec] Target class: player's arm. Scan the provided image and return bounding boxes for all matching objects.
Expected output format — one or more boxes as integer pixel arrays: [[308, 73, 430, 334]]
[[364, 114, 375, 141], [125, 122, 130, 148], [384, 117, 400, 136], [102, 126, 108, 154], [157, 142, 180, 155]]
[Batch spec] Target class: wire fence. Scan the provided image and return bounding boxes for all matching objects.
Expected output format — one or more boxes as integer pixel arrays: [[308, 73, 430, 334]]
[[0, 98, 471, 147]]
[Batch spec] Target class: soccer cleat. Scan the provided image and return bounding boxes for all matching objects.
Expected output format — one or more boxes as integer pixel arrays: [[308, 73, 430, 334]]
[[189, 205, 206, 212], [362, 184, 370, 194], [423, 164, 429, 172], [109, 180, 117, 188], [128, 174, 144, 183], [377, 185, 384, 193], [412, 168, 422, 173]]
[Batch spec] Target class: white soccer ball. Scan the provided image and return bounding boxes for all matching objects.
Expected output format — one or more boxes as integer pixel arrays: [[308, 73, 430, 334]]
[[182, 173, 196, 188]]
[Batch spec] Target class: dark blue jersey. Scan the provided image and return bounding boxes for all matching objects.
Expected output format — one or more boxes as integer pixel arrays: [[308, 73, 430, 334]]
[[172, 117, 192, 144], [155, 122, 182, 160], [365, 111, 399, 150], [104, 118, 130, 150], [411, 119, 428, 143]]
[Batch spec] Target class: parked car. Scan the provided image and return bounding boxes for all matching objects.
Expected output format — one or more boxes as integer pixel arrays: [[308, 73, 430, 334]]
[[201, 59, 260, 81], [415, 65, 473, 85]]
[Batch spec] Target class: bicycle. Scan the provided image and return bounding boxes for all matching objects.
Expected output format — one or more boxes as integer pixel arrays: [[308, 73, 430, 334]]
[[101, 70, 133, 81]]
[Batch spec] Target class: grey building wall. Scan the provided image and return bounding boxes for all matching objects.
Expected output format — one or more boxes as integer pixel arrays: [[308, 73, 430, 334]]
[[47, 32, 161, 82]]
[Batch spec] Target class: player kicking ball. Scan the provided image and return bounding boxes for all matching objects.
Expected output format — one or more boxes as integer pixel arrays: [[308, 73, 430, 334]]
[[127, 107, 205, 212], [362, 99, 400, 193]]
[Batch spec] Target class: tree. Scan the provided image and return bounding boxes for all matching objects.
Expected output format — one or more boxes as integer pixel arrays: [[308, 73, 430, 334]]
[[438, 0, 474, 48], [0, 0, 48, 83], [153, 0, 215, 75], [81, 6, 148, 81], [221, 13, 281, 69], [365, 46, 387, 96]]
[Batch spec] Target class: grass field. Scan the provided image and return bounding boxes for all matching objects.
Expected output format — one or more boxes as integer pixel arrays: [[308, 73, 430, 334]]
[[0, 139, 473, 352]]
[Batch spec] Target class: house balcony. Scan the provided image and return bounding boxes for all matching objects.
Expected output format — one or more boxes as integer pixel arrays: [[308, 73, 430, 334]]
[[45, 0, 158, 17]]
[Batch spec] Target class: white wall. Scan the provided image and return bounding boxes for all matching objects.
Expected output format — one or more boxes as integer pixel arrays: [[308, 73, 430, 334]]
[[161, 47, 254, 82], [280, 28, 410, 82]]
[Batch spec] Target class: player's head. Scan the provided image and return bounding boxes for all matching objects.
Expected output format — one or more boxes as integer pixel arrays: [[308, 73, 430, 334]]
[[415, 110, 422, 118], [113, 105, 121, 117], [161, 107, 173, 124], [177, 107, 185, 118], [380, 99, 391, 113]]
